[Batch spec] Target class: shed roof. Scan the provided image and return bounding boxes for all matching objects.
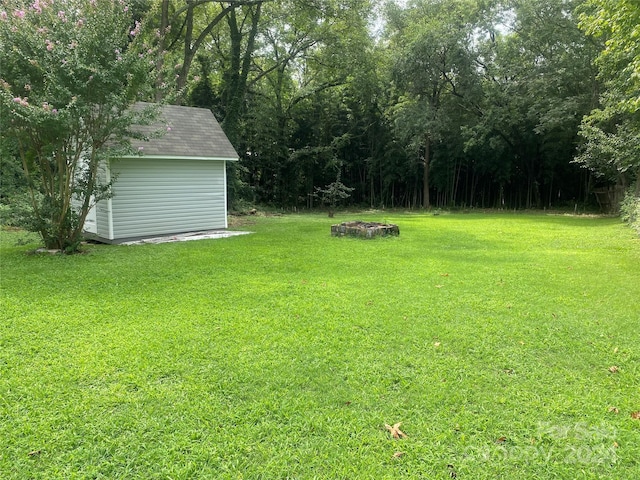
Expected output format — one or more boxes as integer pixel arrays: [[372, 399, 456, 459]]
[[128, 103, 238, 160]]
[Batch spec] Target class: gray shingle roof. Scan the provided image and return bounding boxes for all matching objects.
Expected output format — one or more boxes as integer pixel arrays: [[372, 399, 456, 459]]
[[128, 103, 238, 160]]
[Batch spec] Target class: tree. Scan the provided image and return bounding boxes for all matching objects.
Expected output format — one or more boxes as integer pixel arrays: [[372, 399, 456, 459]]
[[149, 0, 268, 105], [0, 0, 158, 252], [576, 0, 640, 194], [314, 173, 354, 217], [461, 0, 597, 208], [386, 0, 481, 208], [234, 0, 375, 206]]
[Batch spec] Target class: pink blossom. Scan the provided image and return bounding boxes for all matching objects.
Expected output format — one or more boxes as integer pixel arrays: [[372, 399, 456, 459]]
[[58, 11, 66, 20], [52, 109, 58, 114], [46, 40, 54, 51], [137, 146, 144, 151], [76, 19, 84, 27], [13, 9, 26, 18], [37, 27, 47, 33], [166, 126, 172, 132], [13, 97, 29, 107], [1, 11, 8, 21], [31, 1, 42, 14], [130, 20, 141, 37]]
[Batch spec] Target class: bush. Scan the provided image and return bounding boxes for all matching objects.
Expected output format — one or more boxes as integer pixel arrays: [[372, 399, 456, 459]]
[[0, 193, 38, 228], [620, 187, 640, 235], [0, 0, 157, 252]]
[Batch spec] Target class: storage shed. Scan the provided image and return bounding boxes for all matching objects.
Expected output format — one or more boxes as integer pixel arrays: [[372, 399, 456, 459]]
[[83, 103, 238, 243]]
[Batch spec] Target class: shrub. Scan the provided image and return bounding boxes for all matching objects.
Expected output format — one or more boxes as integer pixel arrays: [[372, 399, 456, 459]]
[[620, 187, 640, 235]]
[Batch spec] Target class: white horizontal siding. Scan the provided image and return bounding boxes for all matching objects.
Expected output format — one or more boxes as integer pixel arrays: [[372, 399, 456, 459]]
[[109, 158, 227, 239], [96, 161, 112, 239]]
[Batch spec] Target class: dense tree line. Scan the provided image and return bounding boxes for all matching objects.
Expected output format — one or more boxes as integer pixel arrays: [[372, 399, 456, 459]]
[[140, 0, 636, 210], [2, 0, 638, 224]]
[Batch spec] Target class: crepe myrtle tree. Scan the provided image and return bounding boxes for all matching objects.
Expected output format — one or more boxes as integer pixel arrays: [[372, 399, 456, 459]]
[[0, 0, 160, 252]]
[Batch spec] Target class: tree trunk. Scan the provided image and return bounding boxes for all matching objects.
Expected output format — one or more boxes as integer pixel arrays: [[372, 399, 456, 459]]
[[423, 134, 431, 209], [222, 3, 262, 145], [154, 0, 170, 102], [177, 4, 234, 94]]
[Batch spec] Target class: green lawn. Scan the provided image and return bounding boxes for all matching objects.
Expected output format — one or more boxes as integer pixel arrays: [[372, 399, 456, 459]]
[[1, 212, 639, 479]]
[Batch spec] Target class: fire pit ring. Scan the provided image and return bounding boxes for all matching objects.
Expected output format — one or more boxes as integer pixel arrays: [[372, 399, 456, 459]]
[[331, 221, 399, 239]]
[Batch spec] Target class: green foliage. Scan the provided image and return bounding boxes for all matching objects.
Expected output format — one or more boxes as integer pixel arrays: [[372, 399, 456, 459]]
[[135, 0, 606, 211], [620, 188, 640, 235], [0, 192, 38, 227], [0, 138, 34, 225], [0, 0, 158, 252], [461, 0, 597, 208], [314, 173, 354, 214], [575, 0, 640, 185], [2, 213, 640, 477]]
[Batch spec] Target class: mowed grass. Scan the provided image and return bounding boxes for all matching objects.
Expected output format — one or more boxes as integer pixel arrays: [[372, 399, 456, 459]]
[[1, 212, 639, 479]]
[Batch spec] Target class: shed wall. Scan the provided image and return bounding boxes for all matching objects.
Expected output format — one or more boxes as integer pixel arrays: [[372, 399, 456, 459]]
[[108, 157, 227, 240], [95, 161, 112, 239]]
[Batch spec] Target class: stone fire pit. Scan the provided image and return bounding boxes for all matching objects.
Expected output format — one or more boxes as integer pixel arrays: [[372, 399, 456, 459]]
[[331, 221, 400, 239]]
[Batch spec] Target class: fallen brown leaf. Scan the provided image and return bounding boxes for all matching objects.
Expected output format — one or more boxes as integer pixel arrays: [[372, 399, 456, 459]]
[[434, 342, 441, 347], [608, 406, 620, 414], [27, 450, 41, 457], [447, 464, 457, 478], [613, 442, 619, 448], [631, 411, 640, 420], [392, 451, 405, 459], [440, 273, 450, 277], [496, 436, 507, 444], [608, 366, 619, 373], [385, 422, 408, 439]]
